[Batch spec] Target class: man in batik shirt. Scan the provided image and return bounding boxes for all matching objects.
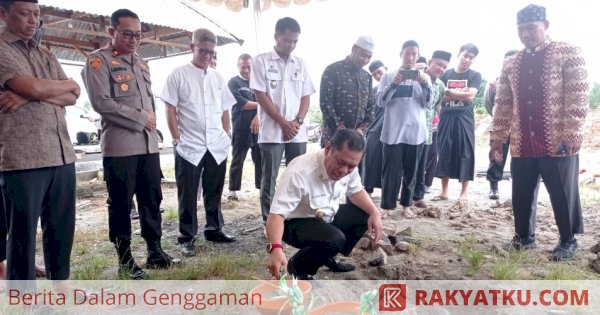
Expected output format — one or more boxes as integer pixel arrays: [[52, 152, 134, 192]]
[[490, 4, 588, 261], [320, 36, 376, 147]]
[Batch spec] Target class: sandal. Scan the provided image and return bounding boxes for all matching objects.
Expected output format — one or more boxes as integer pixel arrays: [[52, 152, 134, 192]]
[[431, 196, 448, 202], [402, 208, 417, 219], [379, 209, 390, 220]]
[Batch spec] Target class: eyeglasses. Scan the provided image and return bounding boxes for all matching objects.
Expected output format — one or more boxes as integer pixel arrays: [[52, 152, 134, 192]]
[[195, 46, 215, 58], [118, 31, 144, 41]]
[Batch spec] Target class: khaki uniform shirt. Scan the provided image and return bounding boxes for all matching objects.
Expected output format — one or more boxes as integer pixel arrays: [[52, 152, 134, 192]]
[[0, 28, 76, 171], [81, 44, 159, 157]]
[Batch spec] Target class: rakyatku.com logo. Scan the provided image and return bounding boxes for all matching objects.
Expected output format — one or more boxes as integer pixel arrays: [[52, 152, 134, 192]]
[[379, 284, 407, 311]]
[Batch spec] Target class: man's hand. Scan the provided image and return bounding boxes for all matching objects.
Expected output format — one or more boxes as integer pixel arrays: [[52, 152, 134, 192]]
[[489, 140, 504, 163], [367, 213, 383, 245], [145, 111, 156, 130], [251, 115, 260, 134], [393, 71, 404, 85], [356, 127, 365, 137], [0, 90, 28, 113], [416, 70, 428, 84], [281, 120, 299, 141], [267, 249, 287, 279], [565, 142, 581, 155], [68, 79, 81, 98]]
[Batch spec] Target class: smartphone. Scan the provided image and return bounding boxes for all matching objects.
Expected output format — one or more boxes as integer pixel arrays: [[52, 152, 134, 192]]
[[400, 70, 419, 80], [399, 69, 419, 80]]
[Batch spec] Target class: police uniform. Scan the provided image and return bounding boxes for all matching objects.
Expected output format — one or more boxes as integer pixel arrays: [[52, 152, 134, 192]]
[[81, 45, 162, 245]]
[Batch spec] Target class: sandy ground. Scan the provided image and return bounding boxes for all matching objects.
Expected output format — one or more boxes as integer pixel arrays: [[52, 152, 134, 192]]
[[36, 109, 600, 280]]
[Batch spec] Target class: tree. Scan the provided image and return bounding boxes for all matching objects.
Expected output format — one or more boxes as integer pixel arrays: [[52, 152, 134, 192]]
[[590, 82, 600, 110], [472, 78, 488, 110]]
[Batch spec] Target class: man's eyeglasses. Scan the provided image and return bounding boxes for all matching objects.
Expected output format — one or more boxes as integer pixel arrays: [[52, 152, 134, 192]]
[[195, 46, 215, 58], [118, 31, 144, 41]]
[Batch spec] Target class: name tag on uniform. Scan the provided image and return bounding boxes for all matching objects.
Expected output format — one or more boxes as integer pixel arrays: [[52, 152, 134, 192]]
[[267, 69, 278, 73]]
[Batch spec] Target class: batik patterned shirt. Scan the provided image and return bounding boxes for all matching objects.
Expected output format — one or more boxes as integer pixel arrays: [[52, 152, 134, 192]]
[[320, 58, 374, 145], [490, 39, 589, 158]]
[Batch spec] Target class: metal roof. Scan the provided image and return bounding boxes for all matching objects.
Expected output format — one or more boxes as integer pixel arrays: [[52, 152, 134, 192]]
[[39, 5, 242, 63]]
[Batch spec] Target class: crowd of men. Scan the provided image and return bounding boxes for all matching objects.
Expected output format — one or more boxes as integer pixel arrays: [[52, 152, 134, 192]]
[[0, 0, 589, 282]]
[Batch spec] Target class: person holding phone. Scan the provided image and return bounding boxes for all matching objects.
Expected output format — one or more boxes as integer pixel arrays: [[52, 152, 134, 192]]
[[377, 40, 433, 219]]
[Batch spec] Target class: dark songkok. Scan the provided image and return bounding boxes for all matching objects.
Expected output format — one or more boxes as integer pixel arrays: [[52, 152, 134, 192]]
[[517, 4, 546, 25], [368, 60, 384, 73], [402, 40, 419, 51], [431, 50, 452, 62]]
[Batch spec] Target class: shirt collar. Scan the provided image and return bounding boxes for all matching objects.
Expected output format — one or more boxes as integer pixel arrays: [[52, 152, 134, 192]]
[[0, 27, 38, 48], [107, 43, 140, 62], [343, 57, 361, 71], [315, 150, 329, 181], [269, 49, 296, 63], [525, 36, 551, 53]]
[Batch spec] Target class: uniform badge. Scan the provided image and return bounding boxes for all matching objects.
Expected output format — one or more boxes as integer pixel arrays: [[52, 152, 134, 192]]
[[115, 75, 123, 81], [120, 83, 129, 92], [110, 60, 121, 65], [270, 80, 277, 89], [139, 62, 148, 70], [89, 57, 102, 71]]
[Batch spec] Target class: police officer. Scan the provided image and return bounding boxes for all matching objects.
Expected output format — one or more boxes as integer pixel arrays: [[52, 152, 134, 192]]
[[81, 8, 179, 279]]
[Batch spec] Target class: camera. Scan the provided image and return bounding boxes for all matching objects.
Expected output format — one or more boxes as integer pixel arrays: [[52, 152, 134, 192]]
[[399, 69, 419, 80]]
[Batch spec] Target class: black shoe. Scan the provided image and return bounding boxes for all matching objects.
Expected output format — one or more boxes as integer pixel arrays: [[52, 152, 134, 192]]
[[503, 236, 537, 251], [489, 189, 499, 200], [119, 261, 148, 280], [204, 230, 236, 243], [287, 256, 315, 280], [324, 257, 355, 272], [179, 239, 197, 257], [551, 238, 577, 261], [115, 239, 148, 279], [146, 240, 182, 269]]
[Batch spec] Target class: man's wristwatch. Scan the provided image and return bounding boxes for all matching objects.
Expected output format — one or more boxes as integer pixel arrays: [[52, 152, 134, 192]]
[[295, 116, 304, 124], [266, 243, 283, 253], [172, 139, 180, 146]]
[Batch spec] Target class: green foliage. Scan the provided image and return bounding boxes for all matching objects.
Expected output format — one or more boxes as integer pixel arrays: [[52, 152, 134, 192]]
[[307, 105, 323, 125], [589, 82, 600, 109], [83, 100, 93, 111], [472, 78, 488, 109]]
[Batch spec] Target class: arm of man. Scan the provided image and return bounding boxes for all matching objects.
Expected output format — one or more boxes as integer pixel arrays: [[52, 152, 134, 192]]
[[165, 102, 180, 143], [416, 71, 433, 108], [442, 87, 478, 103], [266, 213, 287, 278], [483, 81, 496, 116], [319, 66, 344, 128], [0, 90, 28, 113], [3, 76, 80, 103], [489, 60, 514, 163], [255, 90, 298, 141], [45, 92, 79, 107], [348, 190, 382, 244], [358, 76, 376, 134], [228, 77, 258, 111], [294, 95, 310, 127], [81, 55, 149, 132], [266, 170, 306, 278], [562, 46, 589, 155], [222, 110, 232, 138]]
